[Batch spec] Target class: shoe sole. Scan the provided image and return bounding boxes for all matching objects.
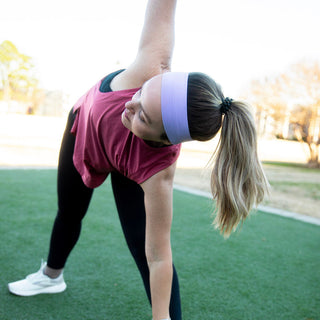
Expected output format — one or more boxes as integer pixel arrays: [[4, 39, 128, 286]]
[[8, 282, 67, 297]]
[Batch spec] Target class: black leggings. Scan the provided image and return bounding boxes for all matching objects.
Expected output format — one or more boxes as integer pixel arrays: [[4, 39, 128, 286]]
[[47, 110, 182, 319]]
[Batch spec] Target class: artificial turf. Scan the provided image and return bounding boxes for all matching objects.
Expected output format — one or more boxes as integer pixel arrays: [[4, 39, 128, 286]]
[[0, 169, 319, 320]]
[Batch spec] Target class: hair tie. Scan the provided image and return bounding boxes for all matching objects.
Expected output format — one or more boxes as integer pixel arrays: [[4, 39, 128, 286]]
[[220, 97, 233, 114]]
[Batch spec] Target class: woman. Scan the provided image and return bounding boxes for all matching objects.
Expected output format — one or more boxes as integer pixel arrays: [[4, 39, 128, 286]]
[[8, 0, 269, 319]]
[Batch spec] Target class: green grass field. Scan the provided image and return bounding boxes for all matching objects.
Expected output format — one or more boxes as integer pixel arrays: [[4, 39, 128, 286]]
[[0, 169, 319, 320]]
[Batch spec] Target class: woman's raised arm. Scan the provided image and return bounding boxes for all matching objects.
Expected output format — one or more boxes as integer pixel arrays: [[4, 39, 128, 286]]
[[111, 0, 177, 90], [137, 0, 177, 70]]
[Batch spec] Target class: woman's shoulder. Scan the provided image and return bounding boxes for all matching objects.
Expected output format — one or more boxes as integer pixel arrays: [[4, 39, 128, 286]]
[[100, 69, 125, 92], [110, 64, 169, 91]]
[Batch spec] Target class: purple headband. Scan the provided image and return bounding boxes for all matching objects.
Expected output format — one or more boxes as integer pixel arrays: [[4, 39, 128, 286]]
[[161, 72, 192, 144]]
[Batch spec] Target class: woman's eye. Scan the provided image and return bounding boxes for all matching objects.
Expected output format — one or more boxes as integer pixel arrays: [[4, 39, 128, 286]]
[[139, 110, 146, 123]]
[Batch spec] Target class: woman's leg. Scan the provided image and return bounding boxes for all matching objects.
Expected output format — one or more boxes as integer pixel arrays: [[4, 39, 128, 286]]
[[111, 172, 182, 320], [47, 110, 94, 270]]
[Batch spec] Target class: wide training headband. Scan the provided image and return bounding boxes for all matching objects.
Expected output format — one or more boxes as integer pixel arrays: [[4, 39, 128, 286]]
[[161, 72, 192, 145]]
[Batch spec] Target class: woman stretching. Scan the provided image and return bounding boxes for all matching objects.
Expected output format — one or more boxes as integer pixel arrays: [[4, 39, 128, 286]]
[[8, 0, 269, 319]]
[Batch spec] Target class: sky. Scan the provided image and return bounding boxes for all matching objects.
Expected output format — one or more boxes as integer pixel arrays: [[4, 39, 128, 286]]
[[2, 0, 320, 104]]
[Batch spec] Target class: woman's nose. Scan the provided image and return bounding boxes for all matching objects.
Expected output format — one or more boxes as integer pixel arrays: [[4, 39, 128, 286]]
[[125, 100, 138, 114]]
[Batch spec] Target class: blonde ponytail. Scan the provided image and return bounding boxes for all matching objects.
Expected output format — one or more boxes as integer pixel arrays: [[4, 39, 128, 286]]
[[186, 73, 269, 237], [210, 101, 270, 237]]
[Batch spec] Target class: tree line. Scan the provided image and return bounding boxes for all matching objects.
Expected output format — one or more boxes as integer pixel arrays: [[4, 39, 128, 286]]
[[1, 40, 319, 166]]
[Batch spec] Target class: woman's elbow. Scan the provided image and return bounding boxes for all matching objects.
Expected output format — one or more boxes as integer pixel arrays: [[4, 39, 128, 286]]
[[145, 246, 172, 266]]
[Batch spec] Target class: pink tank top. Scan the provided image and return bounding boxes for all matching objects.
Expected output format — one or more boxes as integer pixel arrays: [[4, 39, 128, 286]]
[[71, 78, 181, 188]]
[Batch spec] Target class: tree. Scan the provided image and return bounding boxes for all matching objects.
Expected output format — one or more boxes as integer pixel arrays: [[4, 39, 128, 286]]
[[244, 61, 320, 167], [243, 75, 290, 138], [281, 62, 320, 167], [0, 40, 38, 107], [290, 104, 320, 167]]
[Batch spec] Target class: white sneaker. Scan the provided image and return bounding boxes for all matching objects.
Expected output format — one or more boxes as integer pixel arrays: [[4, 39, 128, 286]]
[[8, 261, 67, 296]]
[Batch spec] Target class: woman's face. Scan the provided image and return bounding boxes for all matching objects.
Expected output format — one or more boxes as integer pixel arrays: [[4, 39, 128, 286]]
[[121, 74, 169, 144]]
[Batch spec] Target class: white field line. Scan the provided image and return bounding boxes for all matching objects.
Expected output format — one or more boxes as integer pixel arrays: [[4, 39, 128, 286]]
[[173, 184, 320, 226]]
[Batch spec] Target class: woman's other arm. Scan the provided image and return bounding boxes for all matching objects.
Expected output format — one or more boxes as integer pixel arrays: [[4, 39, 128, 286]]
[[140, 162, 176, 320]]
